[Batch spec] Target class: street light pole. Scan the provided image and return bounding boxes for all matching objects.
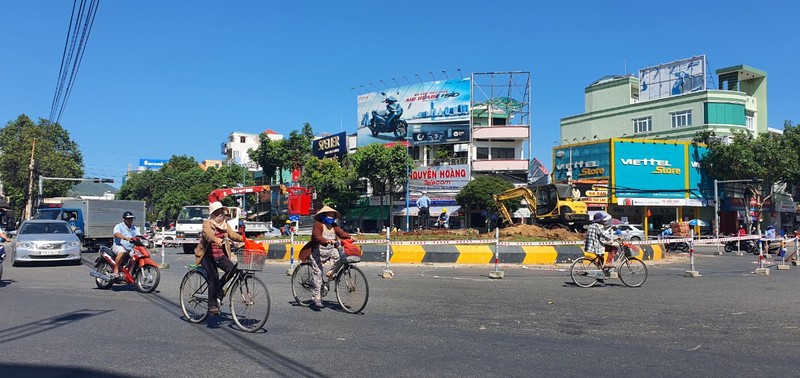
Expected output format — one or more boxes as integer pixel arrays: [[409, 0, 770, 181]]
[[405, 137, 411, 232]]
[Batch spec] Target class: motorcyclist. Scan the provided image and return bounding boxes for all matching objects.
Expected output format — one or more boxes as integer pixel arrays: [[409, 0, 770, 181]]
[[660, 225, 674, 251], [112, 211, 141, 278], [383, 95, 403, 130]]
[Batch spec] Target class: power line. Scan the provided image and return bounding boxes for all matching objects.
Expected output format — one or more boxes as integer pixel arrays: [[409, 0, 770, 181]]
[[50, 0, 100, 124]]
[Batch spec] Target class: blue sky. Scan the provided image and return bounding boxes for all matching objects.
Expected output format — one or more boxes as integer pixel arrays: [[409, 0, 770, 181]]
[[2, 0, 797, 188]]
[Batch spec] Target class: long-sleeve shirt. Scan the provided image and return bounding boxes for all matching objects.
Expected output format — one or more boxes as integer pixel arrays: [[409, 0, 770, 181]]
[[585, 223, 611, 254]]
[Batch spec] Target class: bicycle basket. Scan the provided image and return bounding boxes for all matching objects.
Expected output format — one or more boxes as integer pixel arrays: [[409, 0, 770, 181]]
[[624, 246, 640, 258], [234, 249, 267, 271]]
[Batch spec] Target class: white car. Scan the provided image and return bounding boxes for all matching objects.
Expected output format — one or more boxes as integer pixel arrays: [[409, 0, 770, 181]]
[[152, 230, 177, 247], [606, 224, 645, 241]]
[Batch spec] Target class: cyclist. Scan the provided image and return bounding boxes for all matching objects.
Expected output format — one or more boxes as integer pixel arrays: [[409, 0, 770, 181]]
[[194, 202, 243, 316], [585, 212, 617, 273], [111, 211, 141, 278], [298, 205, 352, 308]]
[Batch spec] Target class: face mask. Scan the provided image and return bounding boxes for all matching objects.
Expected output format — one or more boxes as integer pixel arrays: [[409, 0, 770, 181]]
[[323, 216, 336, 224]]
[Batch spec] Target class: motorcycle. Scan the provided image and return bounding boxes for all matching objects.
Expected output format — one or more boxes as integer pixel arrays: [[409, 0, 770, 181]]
[[369, 92, 408, 140], [724, 234, 757, 254], [90, 236, 160, 293], [664, 240, 690, 252]]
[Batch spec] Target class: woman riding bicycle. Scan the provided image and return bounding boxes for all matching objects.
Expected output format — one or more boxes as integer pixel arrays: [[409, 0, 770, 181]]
[[298, 205, 351, 308], [585, 213, 617, 273], [194, 201, 243, 316]]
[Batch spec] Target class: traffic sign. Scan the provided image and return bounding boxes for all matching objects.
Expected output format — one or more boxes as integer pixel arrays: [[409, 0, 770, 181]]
[[289, 214, 300, 221]]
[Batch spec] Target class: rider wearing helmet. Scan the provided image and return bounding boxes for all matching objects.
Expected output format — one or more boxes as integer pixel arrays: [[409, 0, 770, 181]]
[[112, 211, 141, 278]]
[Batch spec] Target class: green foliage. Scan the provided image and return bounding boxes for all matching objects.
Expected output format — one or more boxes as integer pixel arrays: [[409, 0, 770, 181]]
[[455, 176, 515, 214], [350, 143, 412, 228], [249, 123, 314, 184], [302, 156, 357, 211], [0, 115, 83, 212]]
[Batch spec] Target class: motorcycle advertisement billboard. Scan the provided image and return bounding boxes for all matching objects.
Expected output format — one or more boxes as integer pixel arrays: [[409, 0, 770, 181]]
[[408, 164, 469, 192], [552, 141, 611, 181], [611, 140, 710, 205], [638, 55, 706, 102], [356, 78, 471, 147]]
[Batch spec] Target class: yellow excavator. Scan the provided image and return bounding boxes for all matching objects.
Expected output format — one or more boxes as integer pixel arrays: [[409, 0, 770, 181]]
[[493, 183, 589, 232]]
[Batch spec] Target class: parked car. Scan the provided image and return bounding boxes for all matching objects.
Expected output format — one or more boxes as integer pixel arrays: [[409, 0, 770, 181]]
[[152, 230, 177, 247], [606, 224, 645, 241], [12, 220, 82, 266]]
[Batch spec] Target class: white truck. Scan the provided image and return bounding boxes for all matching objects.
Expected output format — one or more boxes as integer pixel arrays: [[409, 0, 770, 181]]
[[174, 205, 273, 254], [34, 199, 146, 250]]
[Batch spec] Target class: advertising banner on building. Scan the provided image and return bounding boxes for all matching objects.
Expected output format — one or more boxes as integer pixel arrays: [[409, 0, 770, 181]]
[[638, 55, 706, 102], [552, 141, 611, 181], [356, 78, 471, 147], [312, 132, 347, 159], [408, 164, 469, 192], [138, 158, 168, 170], [611, 140, 709, 206]]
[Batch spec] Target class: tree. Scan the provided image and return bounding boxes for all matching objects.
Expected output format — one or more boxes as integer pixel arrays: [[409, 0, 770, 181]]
[[302, 156, 358, 211], [284, 123, 315, 173], [455, 176, 515, 220], [350, 143, 412, 229], [249, 136, 284, 184], [0, 115, 83, 215], [693, 130, 795, 233]]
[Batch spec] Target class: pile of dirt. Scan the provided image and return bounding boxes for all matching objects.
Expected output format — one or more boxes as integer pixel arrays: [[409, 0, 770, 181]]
[[498, 224, 584, 241]]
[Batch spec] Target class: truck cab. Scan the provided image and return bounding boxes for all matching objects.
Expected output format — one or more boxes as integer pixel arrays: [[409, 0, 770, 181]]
[[175, 205, 208, 254]]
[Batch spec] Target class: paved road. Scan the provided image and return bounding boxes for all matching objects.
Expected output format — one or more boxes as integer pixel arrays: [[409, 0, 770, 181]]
[[0, 246, 798, 377]]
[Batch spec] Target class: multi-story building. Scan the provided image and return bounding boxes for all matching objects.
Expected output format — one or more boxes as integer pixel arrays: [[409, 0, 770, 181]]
[[221, 129, 282, 167], [557, 56, 787, 235]]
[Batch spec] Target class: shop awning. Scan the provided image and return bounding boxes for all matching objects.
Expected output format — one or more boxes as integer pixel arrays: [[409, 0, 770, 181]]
[[361, 206, 391, 221], [394, 206, 461, 216], [342, 207, 367, 221]]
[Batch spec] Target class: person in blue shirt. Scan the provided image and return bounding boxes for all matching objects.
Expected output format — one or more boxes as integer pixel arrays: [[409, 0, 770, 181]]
[[435, 208, 450, 229], [416, 191, 431, 230], [111, 211, 141, 278]]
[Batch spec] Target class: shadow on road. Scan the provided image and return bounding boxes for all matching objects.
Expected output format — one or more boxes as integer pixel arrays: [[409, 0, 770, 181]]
[[0, 364, 135, 378], [0, 309, 113, 345]]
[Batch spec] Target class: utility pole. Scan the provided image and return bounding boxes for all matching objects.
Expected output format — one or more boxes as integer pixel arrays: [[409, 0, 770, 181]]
[[23, 139, 36, 220]]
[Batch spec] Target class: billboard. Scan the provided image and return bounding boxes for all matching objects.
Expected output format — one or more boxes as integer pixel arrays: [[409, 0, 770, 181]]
[[639, 55, 706, 102], [312, 132, 347, 159], [611, 140, 709, 206], [552, 141, 611, 181], [138, 158, 168, 170], [408, 164, 469, 192], [356, 78, 471, 147]]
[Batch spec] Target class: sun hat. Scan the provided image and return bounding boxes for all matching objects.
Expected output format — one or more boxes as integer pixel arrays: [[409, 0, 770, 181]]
[[591, 212, 607, 223], [314, 205, 340, 221], [209, 201, 226, 216]]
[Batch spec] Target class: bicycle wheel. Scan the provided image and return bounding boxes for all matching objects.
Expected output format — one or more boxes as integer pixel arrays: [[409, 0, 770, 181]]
[[617, 257, 648, 287], [335, 265, 369, 314], [291, 263, 315, 307], [570, 257, 599, 288], [179, 270, 209, 324], [230, 275, 271, 332]]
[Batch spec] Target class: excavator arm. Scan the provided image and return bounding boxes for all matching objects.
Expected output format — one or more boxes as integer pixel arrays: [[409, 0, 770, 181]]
[[493, 187, 536, 226]]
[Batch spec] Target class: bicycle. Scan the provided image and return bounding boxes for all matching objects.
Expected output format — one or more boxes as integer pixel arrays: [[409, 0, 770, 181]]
[[291, 253, 369, 314], [570, 239, 649, 288], [179, 248, 271, 332]]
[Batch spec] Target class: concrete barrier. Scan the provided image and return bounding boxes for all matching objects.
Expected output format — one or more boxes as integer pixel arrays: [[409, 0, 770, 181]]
[[260, 240, 665, 265]]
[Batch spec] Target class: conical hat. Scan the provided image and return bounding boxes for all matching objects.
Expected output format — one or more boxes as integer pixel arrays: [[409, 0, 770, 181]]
[[315, 205, 340, 221]]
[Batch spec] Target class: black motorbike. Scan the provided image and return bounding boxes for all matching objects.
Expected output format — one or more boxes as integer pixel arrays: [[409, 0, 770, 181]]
[[724, 234, 757, 254], [369, 92, 408, 140], [664, 240, 690, 252]]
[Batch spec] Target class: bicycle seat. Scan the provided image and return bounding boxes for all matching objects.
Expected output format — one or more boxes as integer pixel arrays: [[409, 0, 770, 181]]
[[345, 255, 361, 263]]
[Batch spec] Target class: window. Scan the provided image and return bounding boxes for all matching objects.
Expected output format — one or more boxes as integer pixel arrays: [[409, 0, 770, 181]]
[[240, 136, 247, 143], [477, 147, 489, 159], [632, 116, 652, 134], [491, 148, 515, 159], [670, 110, 692, 128], [746, 111, 755, 130]]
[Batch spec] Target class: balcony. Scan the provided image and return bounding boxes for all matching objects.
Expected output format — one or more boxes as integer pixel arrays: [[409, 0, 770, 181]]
[[471, 159, 528, 172], [472, 126, 529, 140]]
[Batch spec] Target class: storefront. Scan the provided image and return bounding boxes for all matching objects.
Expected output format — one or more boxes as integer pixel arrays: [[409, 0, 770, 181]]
[[553, 138, 713, 236]]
